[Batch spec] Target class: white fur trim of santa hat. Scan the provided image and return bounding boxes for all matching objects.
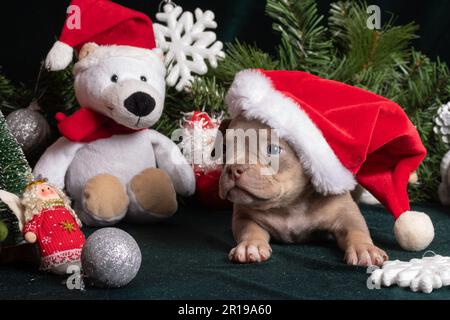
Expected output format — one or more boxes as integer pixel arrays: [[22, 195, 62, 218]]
[[73, 45, 165, 76], [394, 211, 435, 251], [225, 69, 356, 195], [45, 41, 74, 71]]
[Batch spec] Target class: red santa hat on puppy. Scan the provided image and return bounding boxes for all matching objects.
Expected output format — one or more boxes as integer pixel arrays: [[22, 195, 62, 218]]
[[226, 69, 434, 252], [45, 0, 157, 71]]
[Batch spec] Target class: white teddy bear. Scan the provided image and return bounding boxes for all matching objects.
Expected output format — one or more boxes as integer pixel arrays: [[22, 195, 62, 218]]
[[34, 0, 195, 226]]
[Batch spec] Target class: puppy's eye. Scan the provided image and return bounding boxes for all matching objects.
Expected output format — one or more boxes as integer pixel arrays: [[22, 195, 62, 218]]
[[140, 76, 147, 82], [111, 74, 119, 83], [267, 144, 282, 156]]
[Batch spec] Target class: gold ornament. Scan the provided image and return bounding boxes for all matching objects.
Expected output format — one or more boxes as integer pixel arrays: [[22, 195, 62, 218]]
[[60, 220, 75, 233]]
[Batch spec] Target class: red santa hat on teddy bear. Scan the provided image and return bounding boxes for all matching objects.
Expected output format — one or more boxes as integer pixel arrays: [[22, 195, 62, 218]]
[[226, 69, 434, 252], [45, 0, 157, 71]]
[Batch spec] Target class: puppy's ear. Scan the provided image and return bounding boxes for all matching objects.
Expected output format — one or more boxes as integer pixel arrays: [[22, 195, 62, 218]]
[[78, 42, 99, 61], [218, 119, 231, 138], [212, 119, 231, 161]]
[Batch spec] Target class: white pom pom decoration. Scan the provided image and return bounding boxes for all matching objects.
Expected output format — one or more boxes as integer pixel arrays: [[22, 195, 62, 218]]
[[45, 41, 74, 71], [394, 211, 434, 252]]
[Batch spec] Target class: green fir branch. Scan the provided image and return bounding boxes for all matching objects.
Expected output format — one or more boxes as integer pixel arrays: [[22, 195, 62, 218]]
[[36, 64, 77, 126], [212, 41, 279, 86], [329, 1, 417, 84], [266, 0, 333, 75], [0, 67, 20, 114]]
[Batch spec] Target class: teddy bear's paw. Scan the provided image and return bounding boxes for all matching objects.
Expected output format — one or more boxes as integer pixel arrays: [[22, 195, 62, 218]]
[[129, 168, 178, 217], [83, 174, 129, 222]]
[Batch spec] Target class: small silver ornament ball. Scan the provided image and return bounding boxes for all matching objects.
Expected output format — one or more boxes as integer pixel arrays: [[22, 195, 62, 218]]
[[81, 228, 142, 288], [6, 106, 50, 156]]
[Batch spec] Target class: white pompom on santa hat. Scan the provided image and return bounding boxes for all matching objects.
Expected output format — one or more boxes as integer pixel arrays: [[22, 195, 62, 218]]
[[45, 0, 158, 71], [226, 69, 434, 252]]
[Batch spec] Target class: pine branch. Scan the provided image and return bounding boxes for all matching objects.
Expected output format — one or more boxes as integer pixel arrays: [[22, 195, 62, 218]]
[[266, 0, 333, 75], [0, 67, 19, 114], [397, 51, 450, 202], [329, 1, 417, 84], [212, 41, 279, 86], [187, 76, 226, 114], [408, 107, 448, 203], [157, 76, 226, 136], [329, 1, 351, 50], [397, 50, 450, 112], [36, 64, 77, 127]]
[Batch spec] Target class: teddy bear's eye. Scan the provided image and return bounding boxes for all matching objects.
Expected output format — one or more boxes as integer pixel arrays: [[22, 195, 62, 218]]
[[111, 74, 119, 83], [140, 76, 147, 82]]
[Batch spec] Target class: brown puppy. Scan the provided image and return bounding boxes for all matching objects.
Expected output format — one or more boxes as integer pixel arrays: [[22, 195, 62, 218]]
[[219, 116, 388, 266]]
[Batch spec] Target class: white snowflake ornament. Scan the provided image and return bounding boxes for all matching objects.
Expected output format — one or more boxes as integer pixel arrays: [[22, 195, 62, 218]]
[[368, 254, 450, 293], [434, 102, 450, 146], [154, 3, 225, 91]]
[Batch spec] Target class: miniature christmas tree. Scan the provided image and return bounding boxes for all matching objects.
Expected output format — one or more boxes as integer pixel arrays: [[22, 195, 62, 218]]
[[0, 110, 33, 246]]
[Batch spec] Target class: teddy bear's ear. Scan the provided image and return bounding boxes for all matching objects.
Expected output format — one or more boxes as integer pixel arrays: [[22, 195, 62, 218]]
[[78, 42, 99, 61]]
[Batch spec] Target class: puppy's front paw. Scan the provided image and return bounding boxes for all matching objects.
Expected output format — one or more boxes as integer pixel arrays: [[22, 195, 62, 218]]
[[229, 240, 272, 264], [345, 243, 388, 267]]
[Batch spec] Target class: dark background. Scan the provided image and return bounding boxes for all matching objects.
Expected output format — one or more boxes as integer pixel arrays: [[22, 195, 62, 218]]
[[1, 0, 449, 86]]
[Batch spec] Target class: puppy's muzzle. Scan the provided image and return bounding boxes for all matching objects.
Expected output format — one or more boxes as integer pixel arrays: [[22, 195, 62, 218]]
[[124, 92, 156, 117], [225, 164, 249, 181]]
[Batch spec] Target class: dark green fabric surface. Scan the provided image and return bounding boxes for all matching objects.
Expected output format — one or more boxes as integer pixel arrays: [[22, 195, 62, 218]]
[[1, 204, 450, 300]]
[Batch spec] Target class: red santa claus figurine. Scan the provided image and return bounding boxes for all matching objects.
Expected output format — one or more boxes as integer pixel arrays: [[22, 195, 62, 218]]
[[20, 179, 85, 274]]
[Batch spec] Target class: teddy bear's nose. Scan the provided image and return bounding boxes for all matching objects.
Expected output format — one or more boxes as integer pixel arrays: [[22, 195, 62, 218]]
[[124, 92, 156, 117]]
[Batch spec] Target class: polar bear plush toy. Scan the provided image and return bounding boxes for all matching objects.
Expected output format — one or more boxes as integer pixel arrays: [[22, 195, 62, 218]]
[[34, 0, 195, 226]]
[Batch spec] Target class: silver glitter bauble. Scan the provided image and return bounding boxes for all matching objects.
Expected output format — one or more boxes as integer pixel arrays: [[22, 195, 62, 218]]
[[434, 102, 450, 147], [6, 103, 51, 157], [81, 228, 142, 288]]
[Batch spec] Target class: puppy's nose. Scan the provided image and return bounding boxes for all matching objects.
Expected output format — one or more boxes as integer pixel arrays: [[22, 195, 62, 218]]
[[124, 92, 155, 117], [227, 165, 248, 180]]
